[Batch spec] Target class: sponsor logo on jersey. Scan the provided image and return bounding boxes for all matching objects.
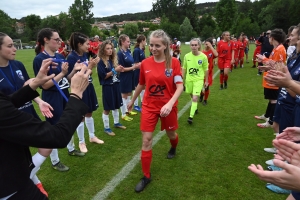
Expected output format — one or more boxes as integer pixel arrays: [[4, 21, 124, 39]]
[[209, 53, 212, 58], [189, 68, 199, 75], [294, 66, 300, 75], [16, 70, 24, 80], [222, 50, 228, 54], [149, 85, 166, 96]]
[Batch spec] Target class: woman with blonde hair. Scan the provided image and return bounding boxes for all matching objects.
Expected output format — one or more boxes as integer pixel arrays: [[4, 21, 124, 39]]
[[97, 40, 126, 136], [128, 30, 183, 192]]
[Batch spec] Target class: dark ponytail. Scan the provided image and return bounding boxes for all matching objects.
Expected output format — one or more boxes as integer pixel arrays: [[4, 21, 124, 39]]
[[35, 28, 56, 55]]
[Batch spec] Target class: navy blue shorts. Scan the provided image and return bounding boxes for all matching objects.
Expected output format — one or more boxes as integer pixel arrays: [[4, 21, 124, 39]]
[[273, 102, 294, 133], [292, 191, 300, 200], [42, 89, 69, 125], [82, 83, 98, 113], [134, 69, 140, 87], [102, 83, 123, 111], [119, 71, 135, 93], [245, 47, 249, 54]]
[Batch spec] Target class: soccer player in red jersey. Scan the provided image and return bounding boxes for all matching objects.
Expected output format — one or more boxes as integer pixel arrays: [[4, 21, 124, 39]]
[[238, 35, 246, 68], [128, 30, 183, 193], [217, 31, 235, 89], [232, 37, 240, 69], [252, 38, 262, 68], [200, 38, 218, 105]]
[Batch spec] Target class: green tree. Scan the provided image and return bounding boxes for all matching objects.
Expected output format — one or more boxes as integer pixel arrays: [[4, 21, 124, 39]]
[[67, 0, 94, 37], [214, 0, 237, 31], [24, 14, 41, 41], [0, 10, 16, 37], [178, 0, 198, 29], [122, 23, 139, 39], [179, 17, 196, 42], [152, 0, 178, 23], [196, 14, 216, 37], [234, 17, 260, 38], [200, 25, 214, 40], [159, 16, 180, 40]]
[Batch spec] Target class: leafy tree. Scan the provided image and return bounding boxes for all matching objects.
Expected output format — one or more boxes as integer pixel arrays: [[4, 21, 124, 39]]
[[178, 0, 198, 29], [0, 10, 16, 37], [67, 0, 94, 37], [214, 0, 237, 32], [234, 17, 260, 38], [41, 16, 60, 32], [122, 23, 139, 39], [200, 25, 214, 40], [152, 0, 178, 23], [57, 12, 71, 40], [24, 14, 41, 41], [179, 17, 196, 42], [159, 16, 180, 40], [196, 14, 216, 37]]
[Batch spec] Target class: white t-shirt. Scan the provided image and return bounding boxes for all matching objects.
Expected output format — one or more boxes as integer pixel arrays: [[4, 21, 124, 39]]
[[287, 46, 296, 59]]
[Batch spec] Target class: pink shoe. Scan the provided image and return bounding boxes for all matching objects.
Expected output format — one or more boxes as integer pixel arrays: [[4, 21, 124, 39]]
[[90, 136, 104, 144], [79, 143, 88, 153], [36, 183, 48, 197]]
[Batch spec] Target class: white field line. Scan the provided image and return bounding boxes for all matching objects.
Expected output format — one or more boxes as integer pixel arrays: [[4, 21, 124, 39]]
[[92, 70, 220, 200]]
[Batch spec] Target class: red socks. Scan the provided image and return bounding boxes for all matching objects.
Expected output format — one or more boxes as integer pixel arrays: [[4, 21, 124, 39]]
[[240, 59, 244, 66], [220, 74, 224, 84], [204, 89, 209, 100], [170, 134, 178, 148], [141, 150, 152, 178]]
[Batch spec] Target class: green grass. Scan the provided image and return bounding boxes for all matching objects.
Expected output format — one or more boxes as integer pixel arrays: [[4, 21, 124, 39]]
[[15, 45, 286, 200]]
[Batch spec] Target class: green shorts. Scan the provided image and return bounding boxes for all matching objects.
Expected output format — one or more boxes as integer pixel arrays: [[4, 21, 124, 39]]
[[185, 80, 204, 96]]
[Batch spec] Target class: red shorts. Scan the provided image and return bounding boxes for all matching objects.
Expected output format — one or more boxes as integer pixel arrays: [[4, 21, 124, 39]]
[[207, 68, 213, 86], [218, 57, 231, 69], [140, 107, 178, 132], [253, 47, 261, 59], [239, 50, 245, 59]]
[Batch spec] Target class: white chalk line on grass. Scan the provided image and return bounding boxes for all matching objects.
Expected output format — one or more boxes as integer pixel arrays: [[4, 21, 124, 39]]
[[92, 70, 220, 200]]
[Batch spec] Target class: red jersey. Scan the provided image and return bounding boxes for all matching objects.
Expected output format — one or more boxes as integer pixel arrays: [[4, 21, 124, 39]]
[[88, 40, 93, 52], [202, 49, 216, 70], [217, 40, 233, 59], [91, 41, 101, 55], [233, 41, 240, 57], [139, 57, 182, 111]]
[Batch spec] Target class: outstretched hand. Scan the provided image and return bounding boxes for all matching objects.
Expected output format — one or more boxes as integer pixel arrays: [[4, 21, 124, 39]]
[[29, 58, 58, 90]]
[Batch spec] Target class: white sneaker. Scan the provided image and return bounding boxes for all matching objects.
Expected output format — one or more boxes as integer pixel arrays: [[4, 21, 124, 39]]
[[254, 114, 267, 121], [257, 121, 272, 128], [265, 159, 274, 166], [264, 147, 277, 154]]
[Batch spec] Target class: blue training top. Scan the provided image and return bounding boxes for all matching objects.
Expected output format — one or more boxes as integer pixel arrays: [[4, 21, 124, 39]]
[[97, 59, 120, 86], [33, 53, 70, 91], [0, 60, 40, 119]]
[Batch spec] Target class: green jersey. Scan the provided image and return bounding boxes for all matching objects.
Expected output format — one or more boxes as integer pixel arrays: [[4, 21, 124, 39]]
[[183, 52, 208, 82]]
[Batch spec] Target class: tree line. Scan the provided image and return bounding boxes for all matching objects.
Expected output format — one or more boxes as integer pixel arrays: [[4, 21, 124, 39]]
[[1, 0, 300, 43]]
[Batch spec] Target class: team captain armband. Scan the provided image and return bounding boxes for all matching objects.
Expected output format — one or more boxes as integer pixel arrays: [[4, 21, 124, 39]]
[[174, 75, 183, 84]]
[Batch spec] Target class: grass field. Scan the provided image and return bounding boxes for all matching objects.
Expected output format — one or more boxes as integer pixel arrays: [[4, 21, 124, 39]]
[[15, 45, 286, 200]]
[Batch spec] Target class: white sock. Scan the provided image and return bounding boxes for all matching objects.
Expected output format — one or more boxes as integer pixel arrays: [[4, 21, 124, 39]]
[[67, 136, 75, 152], [133, 91, 139, 106], [85, 117, 95, 139], [30, 152, 47, 179], [112, 109, 119, 124], [102, 113, 110, 129], [121, 98, 127, 117], [31, 175, 41, 185], [140, 90, 145, 103], [50, 149, 60, 165], [76, 122, 85, 143]]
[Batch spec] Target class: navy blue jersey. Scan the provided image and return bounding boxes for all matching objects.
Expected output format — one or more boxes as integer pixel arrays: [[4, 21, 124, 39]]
[[97, 59, 120, 86], [33, 53, 70, 91], [67, 51, 98, 113], [133, 47, 145, 63], [67, 51, 92, 82], [33, 53, 70, 124], [0, 60, 39, 119], [117, 49, 135, 93], [278, 50, 300, 107], [292, 53, 300, 105]]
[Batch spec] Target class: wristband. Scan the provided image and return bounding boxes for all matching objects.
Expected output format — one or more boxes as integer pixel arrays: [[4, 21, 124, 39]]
[[69, 93, 82, 100], [112, 68, 117, 75]]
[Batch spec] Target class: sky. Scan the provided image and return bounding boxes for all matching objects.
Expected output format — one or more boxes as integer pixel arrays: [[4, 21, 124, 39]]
[[2, 0, 219, 19]]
